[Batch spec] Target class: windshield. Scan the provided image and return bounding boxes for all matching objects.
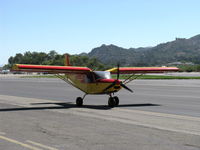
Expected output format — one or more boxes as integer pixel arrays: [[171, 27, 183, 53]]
[[94, 71, 111, 79]]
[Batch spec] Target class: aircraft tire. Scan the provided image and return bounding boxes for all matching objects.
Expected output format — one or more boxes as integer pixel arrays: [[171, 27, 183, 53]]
[[76, 97, 83, 106], [113, 96, 119, 106], [108, 97, 116, 107]]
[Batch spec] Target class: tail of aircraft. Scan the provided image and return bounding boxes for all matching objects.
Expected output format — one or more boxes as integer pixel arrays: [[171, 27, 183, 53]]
[[64, 54, 71, 66]]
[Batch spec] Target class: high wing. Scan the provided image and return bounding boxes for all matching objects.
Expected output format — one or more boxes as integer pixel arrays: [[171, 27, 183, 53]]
[[106, 66, 179, 89], [107, 67, 179, 74], [12, 64, 92, 74]]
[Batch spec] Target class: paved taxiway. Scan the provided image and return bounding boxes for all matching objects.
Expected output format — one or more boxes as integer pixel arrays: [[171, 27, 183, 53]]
[[0, 77, 200, 150]]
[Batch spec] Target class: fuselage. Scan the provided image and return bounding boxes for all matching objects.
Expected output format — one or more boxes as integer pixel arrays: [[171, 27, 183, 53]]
[[66, 71, 122, 94]]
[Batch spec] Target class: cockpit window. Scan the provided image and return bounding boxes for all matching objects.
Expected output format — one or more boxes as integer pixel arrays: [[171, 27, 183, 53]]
[[93, 71, 111, 79]]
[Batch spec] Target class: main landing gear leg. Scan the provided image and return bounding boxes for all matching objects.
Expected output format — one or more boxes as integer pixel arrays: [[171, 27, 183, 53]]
[[76, 94, 87, 107], [108, 94, 119, 107]]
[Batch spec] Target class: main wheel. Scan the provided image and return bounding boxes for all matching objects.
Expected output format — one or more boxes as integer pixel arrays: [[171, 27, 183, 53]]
[[113, 96, 119, 106], [76, 97, 83, 106], [108, 97, 116, 107]]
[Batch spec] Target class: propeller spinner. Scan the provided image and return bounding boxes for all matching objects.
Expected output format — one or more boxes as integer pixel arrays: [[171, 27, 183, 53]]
[[103, 64, 133, 93]]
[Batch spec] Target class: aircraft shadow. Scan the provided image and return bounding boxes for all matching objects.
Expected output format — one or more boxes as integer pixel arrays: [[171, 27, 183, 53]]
[[0, 102, 160, 112]]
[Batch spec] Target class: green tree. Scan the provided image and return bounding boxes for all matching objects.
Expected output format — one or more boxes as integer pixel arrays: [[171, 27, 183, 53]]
[[7, 51, 107, 70]]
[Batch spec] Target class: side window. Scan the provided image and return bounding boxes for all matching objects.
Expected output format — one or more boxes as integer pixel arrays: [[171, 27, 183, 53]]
[[86, 73, 95, 83], [93, 73, 101, 80]]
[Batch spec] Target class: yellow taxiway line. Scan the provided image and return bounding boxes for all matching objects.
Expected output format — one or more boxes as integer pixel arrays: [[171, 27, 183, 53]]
[[0, 135, 59, 150], [0, 135, 43, 150]]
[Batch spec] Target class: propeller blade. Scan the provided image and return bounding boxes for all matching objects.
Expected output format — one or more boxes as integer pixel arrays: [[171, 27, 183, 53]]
[[103, 82, 116, 92], [120, 83, 133, 93]]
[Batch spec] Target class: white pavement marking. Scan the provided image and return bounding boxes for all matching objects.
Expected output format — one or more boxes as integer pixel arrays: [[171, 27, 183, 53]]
[[26, 140, 59, 150], [0, 94, 200, 136]]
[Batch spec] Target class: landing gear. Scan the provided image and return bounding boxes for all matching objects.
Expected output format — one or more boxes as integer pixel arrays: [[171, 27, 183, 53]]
[[108, 96, 119, 107], [76, 97, 83, 106], [113, 96, 119, 106], [108, 97, 115, 107], [76, 94, 87, 107], [76, 94, 119, 107]]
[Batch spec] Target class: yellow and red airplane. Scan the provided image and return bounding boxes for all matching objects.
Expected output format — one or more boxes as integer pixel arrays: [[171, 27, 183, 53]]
[[12, 55, 179, 107]]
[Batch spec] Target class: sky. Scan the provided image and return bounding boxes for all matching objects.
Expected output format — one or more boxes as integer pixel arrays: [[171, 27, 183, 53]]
[[1, 0, 200, 65]]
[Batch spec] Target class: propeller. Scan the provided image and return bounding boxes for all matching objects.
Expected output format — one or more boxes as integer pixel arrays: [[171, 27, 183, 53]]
[[120, 83, 133, 93], [103, 63, 133, 93]]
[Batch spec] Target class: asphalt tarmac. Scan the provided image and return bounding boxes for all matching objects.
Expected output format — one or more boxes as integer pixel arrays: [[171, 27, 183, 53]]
[[0, 77, 200, 150]]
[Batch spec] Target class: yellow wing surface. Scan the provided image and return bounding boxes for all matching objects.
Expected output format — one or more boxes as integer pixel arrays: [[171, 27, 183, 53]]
[[107, 67, 179, 74]]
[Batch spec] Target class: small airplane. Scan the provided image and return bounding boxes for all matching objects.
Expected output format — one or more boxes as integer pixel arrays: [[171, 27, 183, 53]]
[[12, 55, 179, 107]]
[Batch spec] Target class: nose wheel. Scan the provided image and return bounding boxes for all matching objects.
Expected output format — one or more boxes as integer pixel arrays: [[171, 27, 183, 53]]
[[108, 96, 119, 107]]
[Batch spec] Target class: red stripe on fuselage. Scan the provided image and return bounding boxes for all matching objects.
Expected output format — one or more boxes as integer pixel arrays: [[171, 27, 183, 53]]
[[97, 79, 121, 84]]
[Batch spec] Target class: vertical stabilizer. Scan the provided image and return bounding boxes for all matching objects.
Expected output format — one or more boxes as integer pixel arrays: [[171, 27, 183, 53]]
[[64, 54, 71, 66]]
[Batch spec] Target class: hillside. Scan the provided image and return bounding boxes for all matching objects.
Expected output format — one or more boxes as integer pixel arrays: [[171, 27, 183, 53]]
[[88, 34, 200, 66]]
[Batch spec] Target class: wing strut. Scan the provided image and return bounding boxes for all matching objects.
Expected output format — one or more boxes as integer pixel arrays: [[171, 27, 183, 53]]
[[123, 73, 144, 84]]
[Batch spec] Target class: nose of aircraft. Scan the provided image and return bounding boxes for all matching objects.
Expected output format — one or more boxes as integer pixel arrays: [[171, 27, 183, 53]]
[[101, 79, 133, 93]]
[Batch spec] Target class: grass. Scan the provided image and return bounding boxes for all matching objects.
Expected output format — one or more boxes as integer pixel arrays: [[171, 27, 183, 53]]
[[21, 75, 56, 78], [21, 74, 200, 79], [131, 75, 200, 79]]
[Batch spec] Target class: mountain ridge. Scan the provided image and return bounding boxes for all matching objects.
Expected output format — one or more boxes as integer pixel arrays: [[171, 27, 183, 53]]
[[87, 34, 200, 66]]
